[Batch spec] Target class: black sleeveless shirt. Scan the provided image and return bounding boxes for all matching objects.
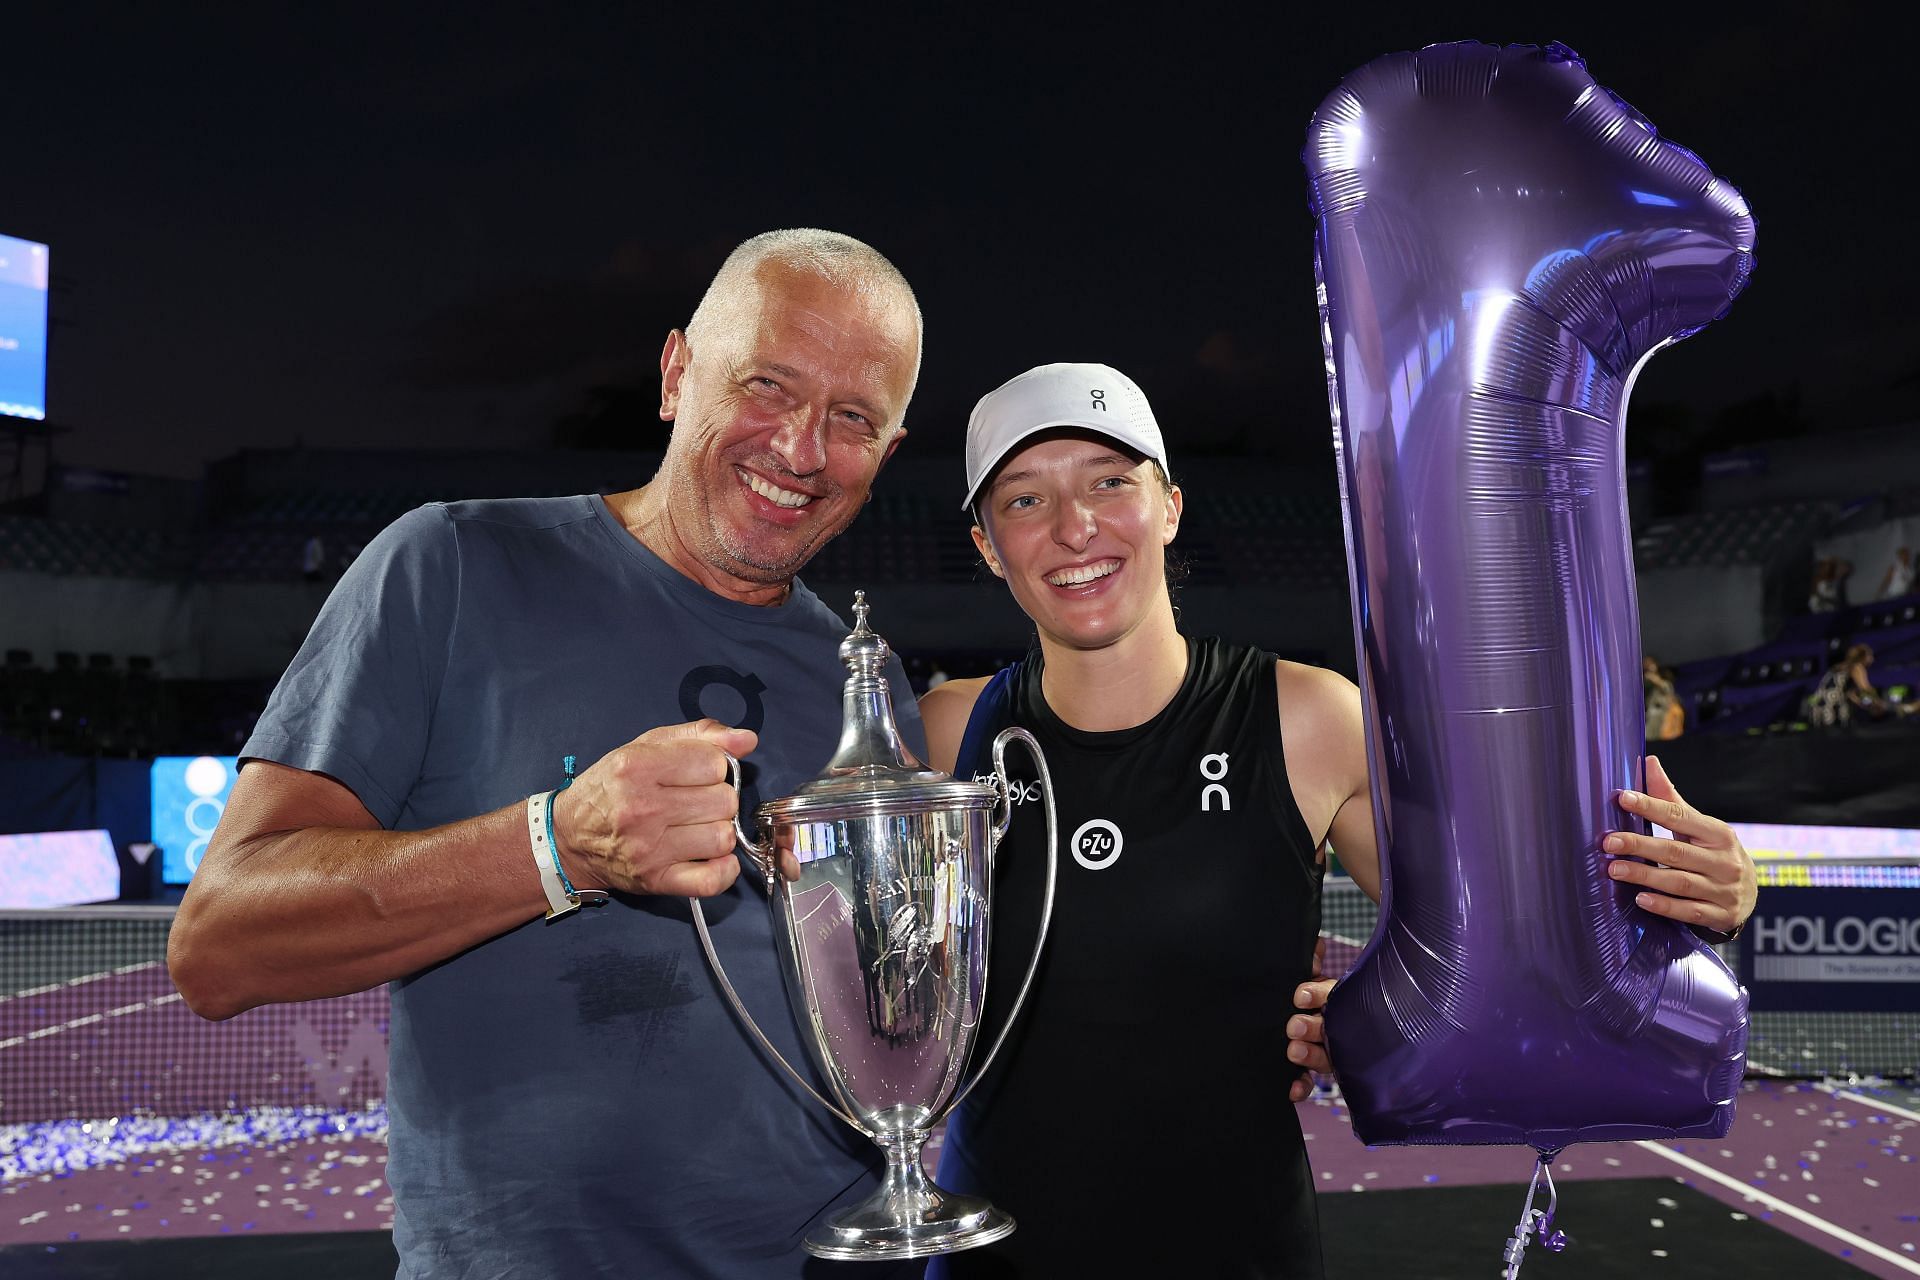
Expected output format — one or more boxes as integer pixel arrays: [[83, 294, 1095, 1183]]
[[933, 637, 1326, 1279]]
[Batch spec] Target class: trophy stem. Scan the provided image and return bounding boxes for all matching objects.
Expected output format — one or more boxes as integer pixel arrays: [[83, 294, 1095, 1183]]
[[875, 1129, 935, 1215], [878, 1129, 931, 1203], [802, 1127, 1015, 1261]]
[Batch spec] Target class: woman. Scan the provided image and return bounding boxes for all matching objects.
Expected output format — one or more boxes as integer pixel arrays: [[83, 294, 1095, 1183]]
[[920, 363, 1758, 1279], [1645, 655, 1685, 740], [1807, 643, 1912, 725]]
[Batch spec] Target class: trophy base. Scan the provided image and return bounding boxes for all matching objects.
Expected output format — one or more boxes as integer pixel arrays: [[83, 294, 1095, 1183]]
[[804, 1190, 1014, 1262]]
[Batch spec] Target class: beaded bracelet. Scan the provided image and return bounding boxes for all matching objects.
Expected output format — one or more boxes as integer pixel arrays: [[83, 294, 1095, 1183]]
[[527, 755, 609, 922]]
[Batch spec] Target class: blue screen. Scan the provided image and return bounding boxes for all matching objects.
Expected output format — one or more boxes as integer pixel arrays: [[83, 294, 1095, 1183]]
[[151, 756, 239, 884], [0, 829, 120, 908], [0, 233, 50, 421]]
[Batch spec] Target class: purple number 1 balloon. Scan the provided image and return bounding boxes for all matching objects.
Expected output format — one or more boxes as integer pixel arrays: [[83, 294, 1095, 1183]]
[[1305, 42, 1751, 1151]]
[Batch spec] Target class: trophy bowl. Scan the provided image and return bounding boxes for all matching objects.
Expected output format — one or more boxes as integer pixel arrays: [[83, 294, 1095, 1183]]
[[691, 592, 1058, 1261]]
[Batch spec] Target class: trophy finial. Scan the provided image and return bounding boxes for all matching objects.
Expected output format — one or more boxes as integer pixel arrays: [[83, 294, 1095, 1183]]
[[839, 588, 890, 677], [829, 588, 919, 773]]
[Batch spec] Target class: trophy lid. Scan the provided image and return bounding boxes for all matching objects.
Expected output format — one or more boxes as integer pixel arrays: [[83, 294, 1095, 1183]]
[[760, 591, 997, 823]]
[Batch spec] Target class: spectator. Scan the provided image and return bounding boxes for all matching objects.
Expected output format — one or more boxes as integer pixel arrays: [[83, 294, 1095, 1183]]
[[301, 535, 326, 583], [1806, 643, 1915, 725], [1879, 545, 1915, 600], [1644, 656, 1685, 740], [1809, 556, 1853, 613]]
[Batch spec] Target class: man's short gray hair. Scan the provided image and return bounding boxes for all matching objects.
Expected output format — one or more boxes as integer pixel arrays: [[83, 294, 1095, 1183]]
[[685, 228, 923, 402]]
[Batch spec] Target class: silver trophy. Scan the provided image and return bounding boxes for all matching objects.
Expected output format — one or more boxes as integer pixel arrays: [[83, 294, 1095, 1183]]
[[690, 591, 1058, 1261]]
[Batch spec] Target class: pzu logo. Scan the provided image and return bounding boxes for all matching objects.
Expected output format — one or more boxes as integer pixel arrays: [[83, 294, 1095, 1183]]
[[1071, 818, 1124, 871], [1201, 752, 1231, 812]]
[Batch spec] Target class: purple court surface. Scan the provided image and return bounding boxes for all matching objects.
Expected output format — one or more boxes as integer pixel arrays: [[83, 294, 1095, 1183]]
[[3, 914, 1914, 1274], [1298, 1079, 1920, 1280], [4, 1080, 1913, 1276]]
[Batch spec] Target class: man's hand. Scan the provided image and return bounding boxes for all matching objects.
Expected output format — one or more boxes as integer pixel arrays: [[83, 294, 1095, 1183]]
[[551, 719, 757, 898], [1607, 754, 1757, 935]]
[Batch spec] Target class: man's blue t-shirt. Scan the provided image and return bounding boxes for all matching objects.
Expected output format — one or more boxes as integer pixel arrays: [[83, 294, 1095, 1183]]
[[242, 495, 927, 1279]]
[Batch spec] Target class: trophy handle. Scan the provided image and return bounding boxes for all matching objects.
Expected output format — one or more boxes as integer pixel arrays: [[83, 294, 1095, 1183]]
[[688, 900, 865, 1133], [723, 755, 777, 890], [986, 776, 1014, 875], [939, 725, 1059, 1123], [687, 758, 867, 1135]]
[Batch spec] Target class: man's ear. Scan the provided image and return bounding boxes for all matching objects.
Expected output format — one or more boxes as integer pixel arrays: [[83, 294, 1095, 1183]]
[[659, 330, 691, 421], [879, 425, 908, 469], [970, 524, 1005, 579]]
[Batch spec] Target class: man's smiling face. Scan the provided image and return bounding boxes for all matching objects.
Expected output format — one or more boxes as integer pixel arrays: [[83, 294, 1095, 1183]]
[[656, 261, 918, 597]]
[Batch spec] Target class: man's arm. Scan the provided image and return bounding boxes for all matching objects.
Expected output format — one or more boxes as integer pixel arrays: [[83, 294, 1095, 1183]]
[[169, 764, 540, 1020], [168, 720, 755, 1021]]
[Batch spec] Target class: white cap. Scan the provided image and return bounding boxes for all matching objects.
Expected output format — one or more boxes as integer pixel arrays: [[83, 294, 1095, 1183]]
[[962, 362, 1169, 512]]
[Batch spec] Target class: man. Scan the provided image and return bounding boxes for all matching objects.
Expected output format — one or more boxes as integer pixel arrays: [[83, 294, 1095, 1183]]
[[1880, 545, 1915, 601], [168, 229, 927, 1278]]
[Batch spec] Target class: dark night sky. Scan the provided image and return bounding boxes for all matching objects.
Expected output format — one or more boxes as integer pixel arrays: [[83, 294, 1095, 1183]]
[[6, 4, 1914, 480]]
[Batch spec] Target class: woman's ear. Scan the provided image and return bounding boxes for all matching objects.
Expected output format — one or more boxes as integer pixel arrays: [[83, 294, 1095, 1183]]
[[971, 524, 1005, 579], [1162, 484, 1183, 545]]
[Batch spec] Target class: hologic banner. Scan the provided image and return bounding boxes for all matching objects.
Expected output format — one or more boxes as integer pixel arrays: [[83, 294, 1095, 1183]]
[[1739, 887, 1920, 1012]]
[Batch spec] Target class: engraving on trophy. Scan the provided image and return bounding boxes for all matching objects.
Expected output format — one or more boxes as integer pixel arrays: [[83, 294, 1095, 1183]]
[[879, 902, 937, 980], [793, 880, 850, 945]]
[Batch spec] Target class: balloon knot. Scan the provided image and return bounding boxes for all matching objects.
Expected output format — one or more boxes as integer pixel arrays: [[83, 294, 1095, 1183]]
[[1501, 1153, 1569, 1278]]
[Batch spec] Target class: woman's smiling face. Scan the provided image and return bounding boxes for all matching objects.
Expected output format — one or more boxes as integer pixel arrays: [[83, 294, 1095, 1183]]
[[972, 432, 1181, 651]]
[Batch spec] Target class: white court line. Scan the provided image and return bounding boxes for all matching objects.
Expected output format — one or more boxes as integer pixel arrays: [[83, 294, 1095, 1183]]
[[0, 960, 165, 1005], [0, 992, 183, 1050], [1300, 1075, 1917, 1271], [1816, 1083, 1920, 1124], [1632, 1139, 1920, 1276]]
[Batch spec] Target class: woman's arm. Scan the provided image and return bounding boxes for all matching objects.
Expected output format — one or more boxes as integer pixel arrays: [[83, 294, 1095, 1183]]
[[918, 677, 991, 774], [1275, 662, 1379, 903]]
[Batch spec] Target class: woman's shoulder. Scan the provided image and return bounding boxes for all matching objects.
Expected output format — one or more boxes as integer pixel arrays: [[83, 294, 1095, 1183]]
[[1272, 657, 1361, 722], [1185, 637, 1359, 720]]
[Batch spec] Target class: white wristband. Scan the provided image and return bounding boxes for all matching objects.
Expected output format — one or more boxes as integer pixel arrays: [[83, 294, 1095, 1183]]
[[526, 790, 608, 922]]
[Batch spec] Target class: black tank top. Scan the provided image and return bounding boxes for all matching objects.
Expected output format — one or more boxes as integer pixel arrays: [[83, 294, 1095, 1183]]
[[934, 636, 1326, 1279]]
